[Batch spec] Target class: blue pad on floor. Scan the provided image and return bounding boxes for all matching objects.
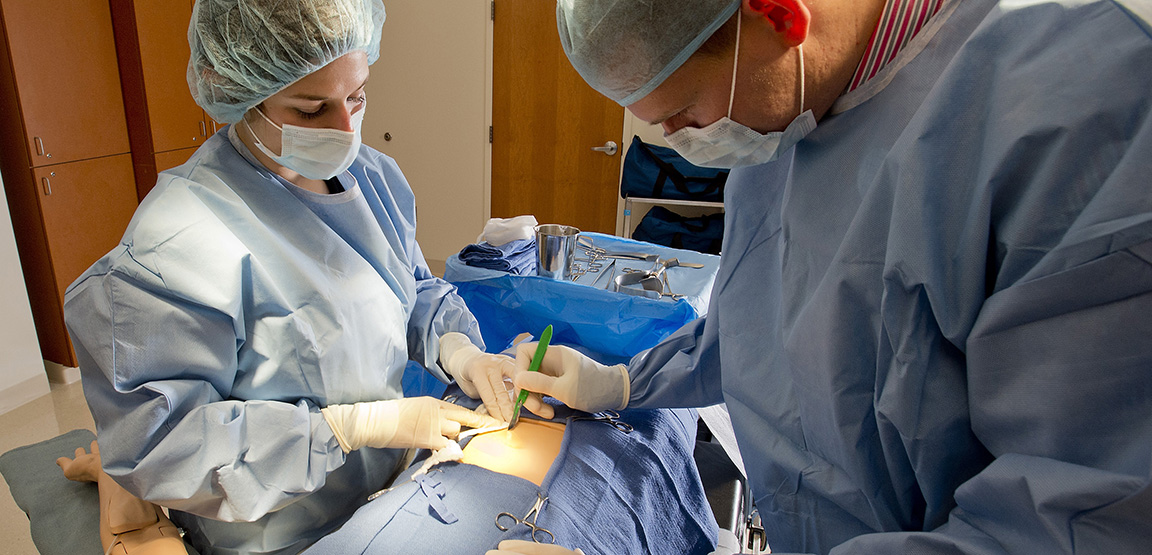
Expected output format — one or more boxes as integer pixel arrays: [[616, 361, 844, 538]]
[[0, 429, 199, 555], [0, 428, 102, 555]]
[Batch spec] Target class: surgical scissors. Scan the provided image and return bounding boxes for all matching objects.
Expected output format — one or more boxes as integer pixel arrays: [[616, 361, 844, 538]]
[[573, 410, 634, 434], [495, 493, 555, 544]]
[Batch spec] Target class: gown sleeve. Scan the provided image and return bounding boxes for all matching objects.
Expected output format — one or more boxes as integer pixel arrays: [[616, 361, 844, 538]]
[[404, 237, 485, 380], [368, 149, 485, 378], [626, 303, 726, 410], [65, 250, 346, 523]]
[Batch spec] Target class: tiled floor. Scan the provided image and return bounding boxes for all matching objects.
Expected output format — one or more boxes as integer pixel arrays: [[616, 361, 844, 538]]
[[0, 379, 95, 554]]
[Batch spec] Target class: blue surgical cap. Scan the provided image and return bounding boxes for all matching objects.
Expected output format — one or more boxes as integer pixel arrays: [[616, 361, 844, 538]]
[[557, 0, 740, 107], [188, 0, 386, 123]]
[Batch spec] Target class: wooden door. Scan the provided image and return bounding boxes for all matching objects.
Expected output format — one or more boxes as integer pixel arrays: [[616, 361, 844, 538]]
[[134, 0, 208, 153], [364, 0, 489, 268], [491, 0, 624, 234], [1, 0, 130, 166]]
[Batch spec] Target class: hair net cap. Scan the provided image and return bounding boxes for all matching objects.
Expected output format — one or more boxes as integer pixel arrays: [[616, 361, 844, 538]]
[[189, 0, 386, 124], [557, 0, 740, 107]]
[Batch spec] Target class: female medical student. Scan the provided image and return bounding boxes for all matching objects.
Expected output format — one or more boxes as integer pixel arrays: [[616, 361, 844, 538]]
[[64, 1, 510, 553]]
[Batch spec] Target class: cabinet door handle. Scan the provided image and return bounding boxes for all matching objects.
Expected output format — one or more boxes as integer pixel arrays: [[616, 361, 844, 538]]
[[34, 136, 44, 156], [200, 121, 207, 137], [41, 176, 52, 196]]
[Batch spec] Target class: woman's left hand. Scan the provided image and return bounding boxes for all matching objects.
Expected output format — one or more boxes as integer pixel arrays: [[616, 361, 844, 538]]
[[440, 333, 516, 421]]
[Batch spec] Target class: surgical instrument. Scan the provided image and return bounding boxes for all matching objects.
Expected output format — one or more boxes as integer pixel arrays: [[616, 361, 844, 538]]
[[457, 423, 509, 443], [573, 410, 634, 434], [613, 271, 666, 299], [661, 258, 705, 269], [509, 324, 552, 430], [495, 493, 556, 544]]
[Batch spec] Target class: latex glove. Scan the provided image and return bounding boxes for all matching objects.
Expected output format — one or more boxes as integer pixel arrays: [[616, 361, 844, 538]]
[[512, 343, 630, 419], [321, 397, 501, 453], [485, 540, 585, 555], [440, 332, 516, 421]]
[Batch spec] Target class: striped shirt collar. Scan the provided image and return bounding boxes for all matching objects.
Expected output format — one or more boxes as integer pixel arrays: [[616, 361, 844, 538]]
[[847, 0, 946, 92]]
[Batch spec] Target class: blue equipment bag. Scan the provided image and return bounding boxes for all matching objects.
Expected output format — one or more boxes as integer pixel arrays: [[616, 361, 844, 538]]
[[620, 136, 728, 201], [632, 206, 724, 255]]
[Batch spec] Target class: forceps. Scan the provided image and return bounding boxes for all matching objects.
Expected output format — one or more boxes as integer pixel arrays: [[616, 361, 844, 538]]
[[573, 410, 634, 434], [495, 493, 555, 544]]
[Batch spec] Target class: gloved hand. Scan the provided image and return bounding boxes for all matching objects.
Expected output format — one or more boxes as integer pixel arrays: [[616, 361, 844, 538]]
[[512, 343, 630, 419], [485, 539, 585, 555], [440, 332, 516, 421], [321, 397, 501, 453]]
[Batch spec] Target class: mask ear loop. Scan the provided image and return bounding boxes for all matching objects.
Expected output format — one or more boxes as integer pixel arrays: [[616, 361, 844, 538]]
[[729, 9, 806, 119], [797, 43, 805, 116], [243, 107, 283, 153], [726, 10, 742, 118]]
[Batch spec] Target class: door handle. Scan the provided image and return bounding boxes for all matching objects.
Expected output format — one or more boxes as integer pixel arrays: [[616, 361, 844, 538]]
[[41, 172, 55, 195], [34, 137, 51, 158], [591, 141, 618, 156]]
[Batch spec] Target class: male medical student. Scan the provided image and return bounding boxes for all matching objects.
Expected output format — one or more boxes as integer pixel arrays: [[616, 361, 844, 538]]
[[501, 1, 1152, 553]]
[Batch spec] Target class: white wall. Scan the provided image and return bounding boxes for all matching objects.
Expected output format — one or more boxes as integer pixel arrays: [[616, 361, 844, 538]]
[[362, 0, 491, 271], [0, 170, 50, 415], [359, 3, 695, 251], [626, 113, 668, 147]]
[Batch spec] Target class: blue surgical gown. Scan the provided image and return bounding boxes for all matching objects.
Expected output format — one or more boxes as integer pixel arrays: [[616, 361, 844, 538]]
[[628, 0, 1152, 553], [64, 127, 483, 555]]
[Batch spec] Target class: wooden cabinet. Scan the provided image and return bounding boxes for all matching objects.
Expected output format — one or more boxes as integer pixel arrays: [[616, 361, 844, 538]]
[[1, 0, 131, 167], [154, 146, 200, 173], [0, 0, 138, 366], [111, 0, 218, 199]]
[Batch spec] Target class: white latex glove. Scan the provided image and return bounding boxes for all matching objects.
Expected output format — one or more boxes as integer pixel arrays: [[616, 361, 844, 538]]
[[512, 343, 630, 419], [485, 539, 585, 555], [440, 332, 516, 421], [321, 397, 501, 453]]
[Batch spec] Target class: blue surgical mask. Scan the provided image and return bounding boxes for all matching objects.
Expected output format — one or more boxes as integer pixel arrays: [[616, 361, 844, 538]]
[[665, 11, 816, 169], [245, 106, 365, 180]]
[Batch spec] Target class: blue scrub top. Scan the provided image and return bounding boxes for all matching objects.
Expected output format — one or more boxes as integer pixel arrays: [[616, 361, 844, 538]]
[[64, 127, 484, 555], [628, 0, 1152, 553]]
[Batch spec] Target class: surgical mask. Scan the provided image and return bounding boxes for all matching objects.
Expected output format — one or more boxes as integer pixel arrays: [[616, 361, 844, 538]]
[[245, 106, 365, 180], [665, 11, 816, 169]]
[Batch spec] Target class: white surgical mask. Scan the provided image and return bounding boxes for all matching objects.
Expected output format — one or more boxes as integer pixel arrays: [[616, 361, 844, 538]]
[[245, 106, 365, 180], [665, 11, 816, 169]]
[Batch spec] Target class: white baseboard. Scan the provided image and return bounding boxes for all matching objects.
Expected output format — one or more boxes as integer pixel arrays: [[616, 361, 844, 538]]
[[44, 360, 81, 384]]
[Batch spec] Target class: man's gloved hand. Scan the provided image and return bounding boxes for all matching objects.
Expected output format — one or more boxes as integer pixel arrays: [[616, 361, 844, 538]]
[[321, 397, 501, 453], [485, 539, 585, 555], [440, 332, 516, 421], [512, 343, 630, 419]]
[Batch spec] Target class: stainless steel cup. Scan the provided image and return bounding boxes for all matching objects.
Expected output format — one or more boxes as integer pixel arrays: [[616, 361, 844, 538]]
[[534, 224, 580, 280]]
